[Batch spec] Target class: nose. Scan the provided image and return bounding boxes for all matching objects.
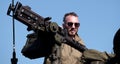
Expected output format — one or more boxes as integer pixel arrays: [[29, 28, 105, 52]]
[[71, 24, 75, 28]]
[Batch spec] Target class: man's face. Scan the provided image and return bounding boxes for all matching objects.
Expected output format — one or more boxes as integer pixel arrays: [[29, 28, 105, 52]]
[[63, 15, 80, 36]]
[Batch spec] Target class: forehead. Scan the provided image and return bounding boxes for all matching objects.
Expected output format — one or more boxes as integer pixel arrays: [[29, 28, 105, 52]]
[[65, 15, 79, 23]]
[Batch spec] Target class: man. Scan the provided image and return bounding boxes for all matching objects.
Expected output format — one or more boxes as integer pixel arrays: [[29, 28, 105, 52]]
[[61, 12, 85, 64], [44, 12, 85, 64]]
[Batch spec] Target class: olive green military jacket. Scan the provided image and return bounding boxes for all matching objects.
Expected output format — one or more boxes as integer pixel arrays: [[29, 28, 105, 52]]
[[44, 35, 85, 64], [60, 35, 84, 64]]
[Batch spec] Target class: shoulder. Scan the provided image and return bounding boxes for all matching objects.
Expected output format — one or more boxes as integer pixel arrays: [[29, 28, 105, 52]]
[[75, 34, 85, 46]]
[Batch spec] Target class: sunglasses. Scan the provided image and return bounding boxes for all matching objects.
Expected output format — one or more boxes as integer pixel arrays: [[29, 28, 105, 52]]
[[66, 22, 80, 27]]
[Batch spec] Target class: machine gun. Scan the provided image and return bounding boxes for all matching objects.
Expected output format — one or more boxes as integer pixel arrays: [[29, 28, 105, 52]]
[[7, 1, 87, 63], [7, 1, 120, 64]]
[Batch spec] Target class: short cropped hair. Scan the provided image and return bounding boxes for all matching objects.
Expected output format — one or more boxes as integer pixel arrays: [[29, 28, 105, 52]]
[[63, 12, 78, 22]]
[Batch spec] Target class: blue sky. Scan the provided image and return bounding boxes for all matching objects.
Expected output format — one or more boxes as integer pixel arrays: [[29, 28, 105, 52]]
[[1, 0, 120, 64]]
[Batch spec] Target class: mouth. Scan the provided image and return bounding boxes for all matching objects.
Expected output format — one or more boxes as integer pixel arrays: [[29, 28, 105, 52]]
[[69, 29, 76, 34], [71, 30, 75, 33], [70, 28, 76, 32]]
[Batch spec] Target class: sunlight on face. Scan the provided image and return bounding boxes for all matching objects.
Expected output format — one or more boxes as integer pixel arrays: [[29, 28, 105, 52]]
[[64, 15, 80, 36]]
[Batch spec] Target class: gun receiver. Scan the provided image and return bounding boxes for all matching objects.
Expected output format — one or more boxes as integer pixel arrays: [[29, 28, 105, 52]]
[[7, 2, 87, 53]]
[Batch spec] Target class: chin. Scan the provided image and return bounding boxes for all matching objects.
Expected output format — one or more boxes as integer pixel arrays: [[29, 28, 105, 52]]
[[69, 33, 76, 36], [69, 31, 76, 36]]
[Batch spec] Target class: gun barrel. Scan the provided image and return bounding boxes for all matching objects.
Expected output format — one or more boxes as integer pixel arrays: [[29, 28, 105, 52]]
[[7, 2, 46, 31]]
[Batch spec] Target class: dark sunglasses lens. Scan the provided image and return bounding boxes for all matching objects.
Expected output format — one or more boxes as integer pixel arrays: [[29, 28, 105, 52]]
[[67, 22, 73, 27], [75, 23, 80, 27]]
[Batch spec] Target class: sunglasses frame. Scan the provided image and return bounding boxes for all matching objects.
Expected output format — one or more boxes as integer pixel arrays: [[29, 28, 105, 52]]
[[66, 22, 80, 27]]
